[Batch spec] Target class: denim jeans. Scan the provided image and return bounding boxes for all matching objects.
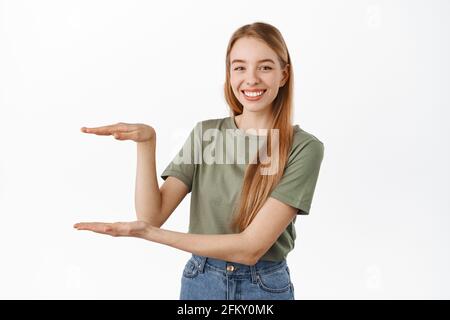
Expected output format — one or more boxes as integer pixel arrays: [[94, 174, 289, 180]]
[[180, 254, 295, 300]]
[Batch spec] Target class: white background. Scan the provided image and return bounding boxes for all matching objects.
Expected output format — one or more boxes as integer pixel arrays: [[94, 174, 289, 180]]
[[0, 0, 449, 299]]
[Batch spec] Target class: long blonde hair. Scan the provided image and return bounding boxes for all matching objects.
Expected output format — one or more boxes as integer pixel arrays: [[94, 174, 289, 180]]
[[224, 22, 295, 232]]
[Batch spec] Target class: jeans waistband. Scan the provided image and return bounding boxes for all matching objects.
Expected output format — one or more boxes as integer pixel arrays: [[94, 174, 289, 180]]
[[191, 254, 287, 276]]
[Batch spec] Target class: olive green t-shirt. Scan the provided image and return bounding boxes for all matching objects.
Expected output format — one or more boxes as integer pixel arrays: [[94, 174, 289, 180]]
[[161, 116, 324, 262]]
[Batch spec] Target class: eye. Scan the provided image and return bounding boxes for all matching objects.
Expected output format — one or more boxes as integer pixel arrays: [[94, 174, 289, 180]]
[[232, 66, 273, 71]]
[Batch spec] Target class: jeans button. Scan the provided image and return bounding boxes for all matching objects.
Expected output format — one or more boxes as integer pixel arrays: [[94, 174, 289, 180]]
[[226, 265, 235, 272]]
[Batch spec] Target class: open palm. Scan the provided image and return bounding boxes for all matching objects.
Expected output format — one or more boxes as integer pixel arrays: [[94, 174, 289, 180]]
[[74, 220, 150, 238]]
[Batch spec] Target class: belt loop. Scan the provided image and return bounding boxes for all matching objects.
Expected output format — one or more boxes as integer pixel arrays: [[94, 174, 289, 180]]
[[250, 264, 258, 283], [195, 255, 207, 273]]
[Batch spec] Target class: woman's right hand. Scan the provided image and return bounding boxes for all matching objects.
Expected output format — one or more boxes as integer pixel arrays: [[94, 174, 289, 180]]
[[80, 122, 156, 143]]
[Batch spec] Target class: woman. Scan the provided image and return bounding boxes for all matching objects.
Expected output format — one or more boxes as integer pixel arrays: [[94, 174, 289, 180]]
[[74, 21, 324, 300]]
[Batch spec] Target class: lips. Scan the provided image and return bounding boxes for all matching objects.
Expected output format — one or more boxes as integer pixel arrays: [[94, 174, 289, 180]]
[[241, 89, 267, 101], [241, 89, 267, 93]]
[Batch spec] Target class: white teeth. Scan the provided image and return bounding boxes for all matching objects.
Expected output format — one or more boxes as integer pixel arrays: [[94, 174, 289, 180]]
[[244, 90, 264, 97]]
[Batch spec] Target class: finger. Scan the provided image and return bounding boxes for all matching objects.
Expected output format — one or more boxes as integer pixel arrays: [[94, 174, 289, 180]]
[[75, 223, 115, 235], [80, 125, 116, 135], [74, 222, 126, 236], [74, 222, 109, 231], [81, 123, 130, 136], [74, 222, 107, 227]]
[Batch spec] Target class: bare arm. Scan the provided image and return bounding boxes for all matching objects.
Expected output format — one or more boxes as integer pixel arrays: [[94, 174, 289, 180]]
[[141, 197, 297, 265], [144, 229, 251, 264], [75, 196, 296, 265], [135, 140, 161, 224], [157, 177, 190, 227], [137, 159, 190, 227]]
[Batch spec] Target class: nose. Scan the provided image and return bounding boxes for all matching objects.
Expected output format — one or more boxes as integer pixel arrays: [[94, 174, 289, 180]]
[[246, 68, 260, 86]]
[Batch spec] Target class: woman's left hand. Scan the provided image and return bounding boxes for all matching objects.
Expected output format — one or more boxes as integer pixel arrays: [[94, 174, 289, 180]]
[[74, 220, 153, 238]]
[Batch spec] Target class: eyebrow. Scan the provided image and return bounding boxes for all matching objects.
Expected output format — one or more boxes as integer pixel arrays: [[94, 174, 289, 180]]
[[231, 59, 276, 65]]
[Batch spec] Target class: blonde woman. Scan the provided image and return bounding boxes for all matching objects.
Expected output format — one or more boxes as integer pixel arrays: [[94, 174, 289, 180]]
[[74, 22, 324, 300]]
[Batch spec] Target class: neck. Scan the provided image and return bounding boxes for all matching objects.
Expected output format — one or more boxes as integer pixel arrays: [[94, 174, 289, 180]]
[[235, 109, 273, 133]]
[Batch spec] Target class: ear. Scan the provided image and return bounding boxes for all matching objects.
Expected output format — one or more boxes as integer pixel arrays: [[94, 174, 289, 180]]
[[279, 64, 290, 88]]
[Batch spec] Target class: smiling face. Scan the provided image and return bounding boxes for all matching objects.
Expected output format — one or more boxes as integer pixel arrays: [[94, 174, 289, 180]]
[[229, 36, 289, 114]]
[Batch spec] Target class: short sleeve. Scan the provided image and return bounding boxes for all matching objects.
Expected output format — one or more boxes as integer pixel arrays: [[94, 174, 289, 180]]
[[269, 140, 324, 215], [160, 122, 202, 193]]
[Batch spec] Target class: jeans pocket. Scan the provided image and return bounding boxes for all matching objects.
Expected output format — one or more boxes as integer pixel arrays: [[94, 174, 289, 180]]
[[182, 257, 200, 279], [256, 265, 292, 293]]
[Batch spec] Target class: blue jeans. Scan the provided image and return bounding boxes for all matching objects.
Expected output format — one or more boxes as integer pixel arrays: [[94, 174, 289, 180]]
[[180, 254, 295, 300]]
